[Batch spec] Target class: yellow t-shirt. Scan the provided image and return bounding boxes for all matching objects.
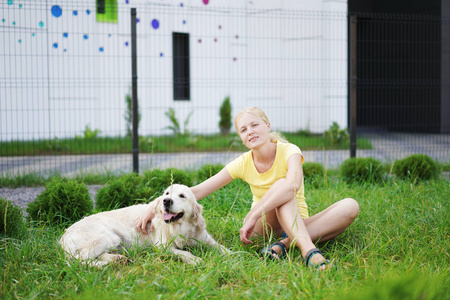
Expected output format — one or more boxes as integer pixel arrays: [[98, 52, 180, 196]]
[[226, 141, 309, 218]]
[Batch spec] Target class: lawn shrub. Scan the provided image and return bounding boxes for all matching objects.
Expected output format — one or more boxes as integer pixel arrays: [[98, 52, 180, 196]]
[[303, 162, 326, 189], [392, 154, 441, 182], [196, 163, 224, 183], [0, 197, 26, 238], [95, 173, 149, 211], [340, 157, 384, 184], [26, 177, 92, 226]]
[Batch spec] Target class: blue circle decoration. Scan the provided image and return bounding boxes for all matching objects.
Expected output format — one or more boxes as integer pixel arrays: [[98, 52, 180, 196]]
[[99, 47, 104, 52], [51, 5, 62, 18], [2, 19, 5, 23], [83, 34, 88, 40], [160, 52, 164, 57], [125, 41, 129, 46], [18, 39, 21, 43], [32, 33, 35, 37], [183, 20, 186, 24], [12, 21, 15, 25], [38, 21, 44, 27], [63, 32, 68, 38], [53, 43, 58, 48], [126, 0, 129, 3], [86, 9, 91, 15], [180, 3, 184, 7], [151, 19, 159, 29], [7, 0, 13, 5], [73, 10, 78, 16]]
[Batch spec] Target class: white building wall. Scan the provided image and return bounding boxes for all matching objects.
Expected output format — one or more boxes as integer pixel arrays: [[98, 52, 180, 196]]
[[0, 0, 348, 141]]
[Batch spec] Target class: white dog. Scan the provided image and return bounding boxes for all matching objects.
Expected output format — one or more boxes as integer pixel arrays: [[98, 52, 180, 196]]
[[60, 184, 229, 266]]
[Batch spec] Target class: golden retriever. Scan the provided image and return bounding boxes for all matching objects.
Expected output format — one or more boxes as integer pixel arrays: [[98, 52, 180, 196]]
[[60, 184, 229, 266]]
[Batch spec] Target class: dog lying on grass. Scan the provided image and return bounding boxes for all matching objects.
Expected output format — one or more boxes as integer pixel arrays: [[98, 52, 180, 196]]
[[60, 184, 229, 266]]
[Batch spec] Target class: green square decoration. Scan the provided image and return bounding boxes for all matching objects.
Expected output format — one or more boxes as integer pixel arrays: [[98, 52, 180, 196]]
[[96, 0, 118, 23]]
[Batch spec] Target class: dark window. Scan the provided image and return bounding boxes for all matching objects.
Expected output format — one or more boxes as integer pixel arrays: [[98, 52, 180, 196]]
[[173, 33, 190, 100], [97, 0, 105, 14]]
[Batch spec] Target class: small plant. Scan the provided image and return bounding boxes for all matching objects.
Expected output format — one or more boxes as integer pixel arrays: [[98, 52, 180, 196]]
[[392, 154, 441, 182], [196, 163, 224, 183], [324, 122, 349, 145], [340, 157, 383, 184], [164, 108, 193, 136], [125, 92, 141, 138], [0, 197, 26, 238], [303, 162, 326, 189], [219, 96, 232, 136], [45, 137, 69, 152], [95, 173, 149, 211], [26, 177, 92, 226], [76, 124, 101, 140]]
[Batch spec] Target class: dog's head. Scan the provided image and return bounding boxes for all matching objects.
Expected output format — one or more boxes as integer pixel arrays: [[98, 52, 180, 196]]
[[155, 184, 204, 227]]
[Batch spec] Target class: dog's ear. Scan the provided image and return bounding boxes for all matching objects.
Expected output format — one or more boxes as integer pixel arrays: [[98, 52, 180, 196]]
[[192, 202, 205, 227], [151, 196, 164, 213]]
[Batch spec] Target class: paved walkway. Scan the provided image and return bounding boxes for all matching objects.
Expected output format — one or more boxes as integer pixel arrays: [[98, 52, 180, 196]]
[[1, 133, 449, 177]]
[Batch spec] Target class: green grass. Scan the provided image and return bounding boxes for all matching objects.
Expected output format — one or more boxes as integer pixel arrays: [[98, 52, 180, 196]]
[[1, 177, 449, 299], [0, 133, 372, 156]]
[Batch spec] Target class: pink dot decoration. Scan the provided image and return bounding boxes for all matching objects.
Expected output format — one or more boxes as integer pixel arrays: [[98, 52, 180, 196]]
[[203, 0, 209, 5], [198, 39, 202, 43]]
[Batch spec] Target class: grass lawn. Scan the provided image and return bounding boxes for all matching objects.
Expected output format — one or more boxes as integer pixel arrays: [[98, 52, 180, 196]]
[[1, 176, 448, 299], [0, 133, 372, 156]]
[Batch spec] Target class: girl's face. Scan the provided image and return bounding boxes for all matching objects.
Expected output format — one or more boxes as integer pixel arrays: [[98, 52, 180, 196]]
[[236, 112, 271, 149]]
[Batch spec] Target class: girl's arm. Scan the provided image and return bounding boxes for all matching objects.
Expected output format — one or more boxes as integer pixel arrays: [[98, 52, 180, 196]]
[[190, 167, 233, 201]]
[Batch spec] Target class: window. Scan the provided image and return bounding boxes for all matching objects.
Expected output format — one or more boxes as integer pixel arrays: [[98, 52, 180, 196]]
[[173, 32, 190, 100], [96, 0, 118, 23]]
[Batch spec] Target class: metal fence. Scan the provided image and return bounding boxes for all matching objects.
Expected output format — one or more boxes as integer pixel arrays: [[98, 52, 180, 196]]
[[1, 2, 449, 177]]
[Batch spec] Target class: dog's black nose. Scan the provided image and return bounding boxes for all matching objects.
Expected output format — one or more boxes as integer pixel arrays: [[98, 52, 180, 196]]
[[163, 198, 173, 208]]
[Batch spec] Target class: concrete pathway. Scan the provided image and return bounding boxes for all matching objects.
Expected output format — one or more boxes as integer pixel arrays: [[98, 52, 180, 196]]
[[1, 133, 448, 177]]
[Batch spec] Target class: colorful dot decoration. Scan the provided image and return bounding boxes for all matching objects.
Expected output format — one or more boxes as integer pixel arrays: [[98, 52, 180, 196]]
[[1, 1, 242, 58], [51, 5, 62, 18], [151, 19, 159, 29]]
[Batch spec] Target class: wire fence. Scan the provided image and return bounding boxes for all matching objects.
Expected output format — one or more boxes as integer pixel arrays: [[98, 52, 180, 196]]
[[0, 2, 449, 177]]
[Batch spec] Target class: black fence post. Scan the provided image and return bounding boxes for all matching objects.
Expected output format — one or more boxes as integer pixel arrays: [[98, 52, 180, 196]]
[[349, 15, 357, 158], [131, 8, 139, 173]]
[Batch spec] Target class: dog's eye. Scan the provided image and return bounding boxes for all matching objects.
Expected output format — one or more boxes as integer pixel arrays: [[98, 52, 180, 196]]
[[179, 194, 185, 198], [165, 192, 169, 195]]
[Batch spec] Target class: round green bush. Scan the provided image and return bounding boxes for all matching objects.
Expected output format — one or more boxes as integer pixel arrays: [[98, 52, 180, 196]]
[[340, 157, 383, 184], [140, 168, 193, 198], [95, 173, 149, 211], [393, 154, 441, 181], [303, 162, 325, 177], [303, 162, 326, 189], [26, 178, 92, 226], [196, 163, 224, 183], [0, 197, 26, 238]]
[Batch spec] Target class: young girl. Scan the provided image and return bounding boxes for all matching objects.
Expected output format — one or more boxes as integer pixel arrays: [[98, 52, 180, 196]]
[[136, 107, 359, 269]]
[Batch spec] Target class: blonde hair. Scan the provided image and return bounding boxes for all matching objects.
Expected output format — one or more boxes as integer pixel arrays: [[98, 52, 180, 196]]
[[234, 107, 288, 143]]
